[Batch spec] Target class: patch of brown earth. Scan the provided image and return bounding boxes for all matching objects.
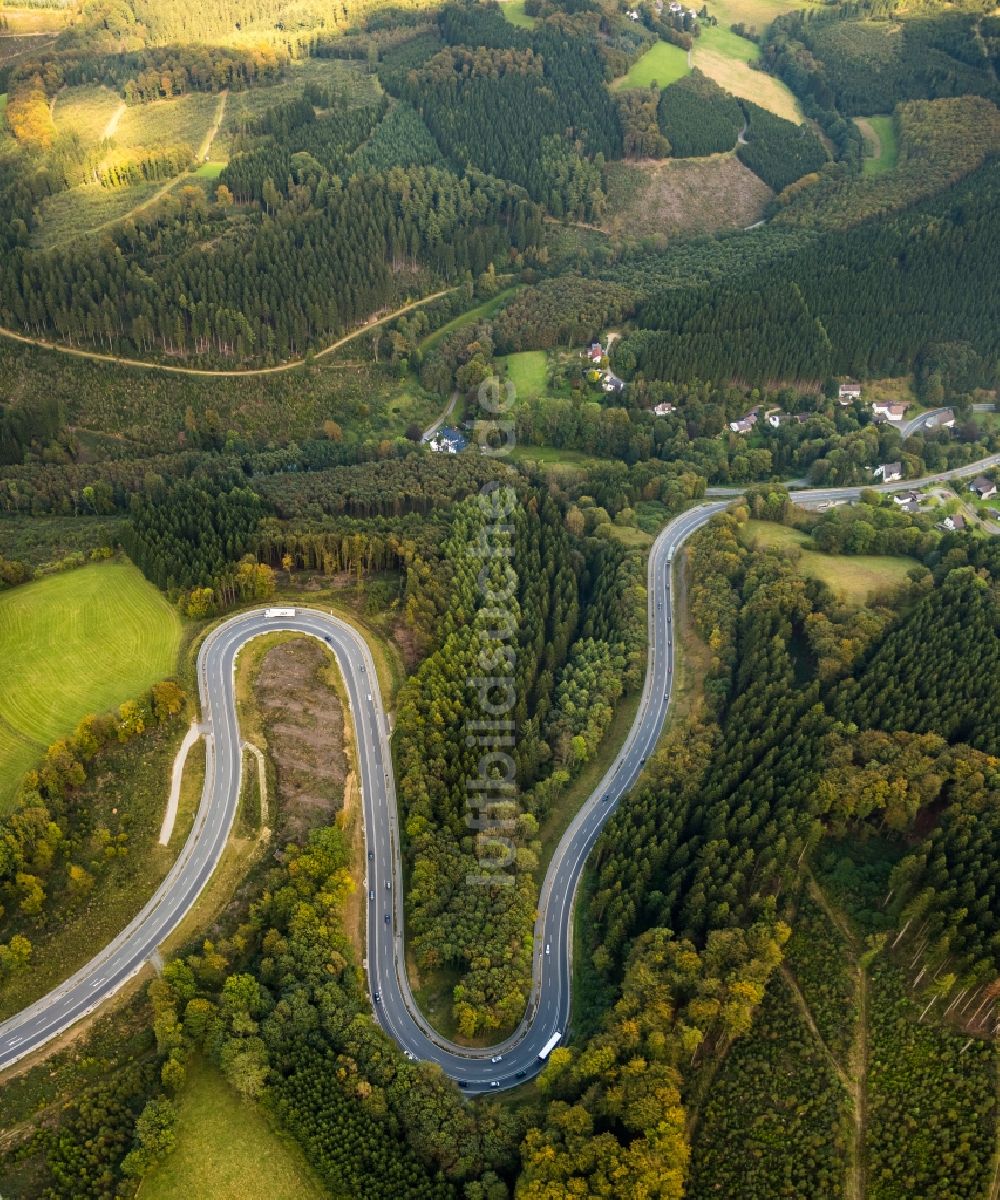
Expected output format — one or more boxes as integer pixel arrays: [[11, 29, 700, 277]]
[[254, 637, 347, 843], [602, 156, 773, 242]]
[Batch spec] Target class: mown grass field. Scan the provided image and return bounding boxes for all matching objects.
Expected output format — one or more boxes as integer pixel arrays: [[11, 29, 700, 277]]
[[509, 444, 613, 470], [501, 0, 537, 27], [139, 1062, 327, 1200], [613, 40, 690, 90], [707, 0, 819, 26], [858, 114, 898, 176], [192, 159, 225, 180], [499, 350, 548, 400], [692, 24, 802, 121], [744, 521, 917, 602], [0, 560, 181, 811]]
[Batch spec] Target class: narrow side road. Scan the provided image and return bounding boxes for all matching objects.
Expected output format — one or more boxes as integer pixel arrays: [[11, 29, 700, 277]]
[[0, 288, 458, 377]]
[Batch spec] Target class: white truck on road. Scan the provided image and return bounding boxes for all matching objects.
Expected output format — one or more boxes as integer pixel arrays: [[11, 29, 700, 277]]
[[538, 1032, 562, 1061]]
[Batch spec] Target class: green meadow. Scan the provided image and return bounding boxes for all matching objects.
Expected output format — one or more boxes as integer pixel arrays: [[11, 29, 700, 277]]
[[0, 560, 181, 811], [614, 41, 691, 90]]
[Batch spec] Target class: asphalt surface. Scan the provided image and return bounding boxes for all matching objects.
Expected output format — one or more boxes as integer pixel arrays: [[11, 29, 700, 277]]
[[899, 402, 995, 441], [2, 455, 999, 1084]]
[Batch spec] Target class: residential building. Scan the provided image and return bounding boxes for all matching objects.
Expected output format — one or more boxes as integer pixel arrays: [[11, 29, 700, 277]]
[[429, 426, 468, 454], [872, 401, 907, 422], [928, 408, 956, 428], [653, 402, 677, 416], [873, 461, 903, 483], [939, 513, 966, 532], [969, 475, 998, 500], [838, 382, 862, 403], [602, 371, 625, 394], [587, 341, 603, 363]]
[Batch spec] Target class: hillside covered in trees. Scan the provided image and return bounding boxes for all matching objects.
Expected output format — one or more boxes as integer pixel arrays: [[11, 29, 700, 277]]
[[3, 0, 1000, 1196]]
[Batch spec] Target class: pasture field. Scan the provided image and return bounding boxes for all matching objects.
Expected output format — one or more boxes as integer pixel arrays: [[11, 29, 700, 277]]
[[692, 24, 802, 121], [744, 521, 918, 603], [857, 114, 898, 175], [613, 40, 690, 90], [499, 350, 548, 400], [707, 0, 819, 26], [193, 159, 225, 180], [52, 84, 122, 146], [0, 559, 181, 811], [509, 444, 614, 470], [139, 1062, 327, 1200], [501, 0, 537, 26], [0, 92, 6, 120]]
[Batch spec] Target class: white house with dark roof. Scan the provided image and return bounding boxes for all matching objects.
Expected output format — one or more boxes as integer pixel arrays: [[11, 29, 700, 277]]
[[873, 461, 903, 483], [872, 401, 907, 422]]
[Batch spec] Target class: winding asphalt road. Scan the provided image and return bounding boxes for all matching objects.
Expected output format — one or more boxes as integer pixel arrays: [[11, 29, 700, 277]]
[[1, 456, 999, 1086]]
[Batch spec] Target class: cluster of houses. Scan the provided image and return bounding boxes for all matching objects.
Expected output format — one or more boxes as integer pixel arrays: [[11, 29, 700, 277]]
[[728, 405, 809, 435], [627, 1, 699, 17], [587, 342, 625, 394], [840, 382, 957, 430]]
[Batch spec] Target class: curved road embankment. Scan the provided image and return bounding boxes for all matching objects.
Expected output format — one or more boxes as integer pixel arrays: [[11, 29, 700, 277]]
[[2, 455, 999, 1084]]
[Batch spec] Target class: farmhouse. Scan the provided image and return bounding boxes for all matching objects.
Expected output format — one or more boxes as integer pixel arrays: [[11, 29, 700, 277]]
[[838, 382, 862, 403], [729, 406, 760, 434], [892, 490, 921, 508], [873, 461, 903, 483], [871, 401, 907, 422], [429, 426, 468, 454], [969, 475, 998, 500]]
